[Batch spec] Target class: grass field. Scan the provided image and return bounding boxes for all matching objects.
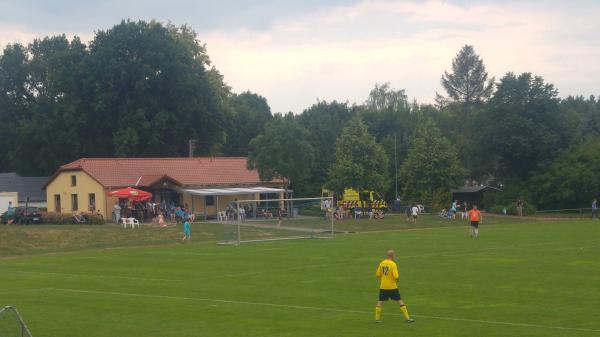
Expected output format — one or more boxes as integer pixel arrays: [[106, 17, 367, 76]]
[[1, 215, 599, 336]]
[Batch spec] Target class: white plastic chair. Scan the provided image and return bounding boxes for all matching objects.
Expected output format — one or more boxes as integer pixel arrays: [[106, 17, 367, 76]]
[[217, 211, 227, 222], [121, 217, 129, 228], [354, 209, 362, 219], [128, 217, 140, 228]]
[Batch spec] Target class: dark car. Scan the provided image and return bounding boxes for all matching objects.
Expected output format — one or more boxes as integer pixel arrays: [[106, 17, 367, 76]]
[[1, 206, 43, 224]]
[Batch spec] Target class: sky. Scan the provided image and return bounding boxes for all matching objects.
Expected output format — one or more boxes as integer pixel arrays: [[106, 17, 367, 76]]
[[1, 0, 599, 113]]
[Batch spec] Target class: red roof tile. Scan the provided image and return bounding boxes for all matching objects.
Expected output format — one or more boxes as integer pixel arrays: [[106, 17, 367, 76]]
[[51, 157, 279, 188]]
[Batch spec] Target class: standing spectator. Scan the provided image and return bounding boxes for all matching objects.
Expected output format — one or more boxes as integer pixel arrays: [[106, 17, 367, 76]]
[[592, 199, 598, 219], [410, 204, 419, 224], [182, 219, 191, 242], [113, 203, 121, 223], [6, 201, 14, 225], [405, 204, 412, 222], [516, 199, 524, 217], [450, 200, 458, 219]]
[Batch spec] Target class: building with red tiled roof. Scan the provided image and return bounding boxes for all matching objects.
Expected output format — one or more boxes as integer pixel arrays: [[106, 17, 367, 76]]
[[45, 157, 285, 220]]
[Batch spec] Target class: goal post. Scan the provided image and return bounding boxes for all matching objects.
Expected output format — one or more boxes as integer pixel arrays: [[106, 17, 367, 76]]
[[218, 196, 335, 245], [0, 306, 33, 337]]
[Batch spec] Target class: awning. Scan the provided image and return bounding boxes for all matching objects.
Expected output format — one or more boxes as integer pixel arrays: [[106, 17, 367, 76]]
[[178, 187, 286, 196]]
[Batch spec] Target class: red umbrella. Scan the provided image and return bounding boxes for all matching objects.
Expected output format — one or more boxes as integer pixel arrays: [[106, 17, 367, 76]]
[[108, 187, 152, 201]]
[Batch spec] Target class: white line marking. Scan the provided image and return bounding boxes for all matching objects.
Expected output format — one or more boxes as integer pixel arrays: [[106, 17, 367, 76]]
[[44, 287, 600, 333], [1, 270, 182, 283]]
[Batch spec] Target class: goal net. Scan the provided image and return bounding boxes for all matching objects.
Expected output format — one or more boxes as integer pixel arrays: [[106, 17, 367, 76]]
[[218, 197, 335, 245], [0, 306, 33, 337]]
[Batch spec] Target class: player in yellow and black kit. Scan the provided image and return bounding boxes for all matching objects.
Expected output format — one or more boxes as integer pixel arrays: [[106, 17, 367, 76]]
[[375, 250, 414, 323]]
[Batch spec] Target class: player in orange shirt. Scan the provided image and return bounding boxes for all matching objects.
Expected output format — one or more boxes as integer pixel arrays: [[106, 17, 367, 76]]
[[468, 205, 482, 238]]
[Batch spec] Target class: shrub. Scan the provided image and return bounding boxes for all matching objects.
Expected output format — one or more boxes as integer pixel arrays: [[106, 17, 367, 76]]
[[41, 212, 105, 225], [41, 212, 70, 224]]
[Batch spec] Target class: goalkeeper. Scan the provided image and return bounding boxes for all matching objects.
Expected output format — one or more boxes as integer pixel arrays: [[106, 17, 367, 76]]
[[374, 250, 414, 323]]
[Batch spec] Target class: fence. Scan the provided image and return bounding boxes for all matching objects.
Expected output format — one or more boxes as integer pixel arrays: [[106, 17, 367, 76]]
[[534, 207, 595, 220]]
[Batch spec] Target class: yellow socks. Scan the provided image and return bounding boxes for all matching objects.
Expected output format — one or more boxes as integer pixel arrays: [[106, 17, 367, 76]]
[[400, 305, 410, 320], [375, 306, 382, 321]]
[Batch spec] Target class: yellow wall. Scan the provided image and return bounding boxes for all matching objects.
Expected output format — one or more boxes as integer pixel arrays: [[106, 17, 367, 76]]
[[45, 171, 108, 218]]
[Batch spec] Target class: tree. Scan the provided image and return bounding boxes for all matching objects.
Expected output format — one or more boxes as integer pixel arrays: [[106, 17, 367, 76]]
[[365, 82, 409, 112], [0, 35, 88, 175], [531, 137, 600, 208], [437, 45, 494, 106], [0, 20, 232, 175], [223, 91, 272, 156], [247, 113, 314, 189], [297, 100, 357, 195], [361, 83, 415, 198], [328, 117, 389, 193], [399, 119, 465, 206], [478, 72, 568, 180], [85, 20, 226, 158]]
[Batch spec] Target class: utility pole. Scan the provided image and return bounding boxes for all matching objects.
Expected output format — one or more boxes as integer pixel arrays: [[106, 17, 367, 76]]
[[188, 139, 197, 158], [394, 133, 398, 199]]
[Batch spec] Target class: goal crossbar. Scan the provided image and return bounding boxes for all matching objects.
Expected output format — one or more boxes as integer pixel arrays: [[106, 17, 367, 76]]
[[235, 197, 332, 203], [218, 196, 335, 245]]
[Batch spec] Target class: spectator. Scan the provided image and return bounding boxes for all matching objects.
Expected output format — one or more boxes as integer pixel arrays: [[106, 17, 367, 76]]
[[592, 199, 598, 219], [516, 199, 524, 217], [113, 203, 121, 223], [7, 201, 14, 225]]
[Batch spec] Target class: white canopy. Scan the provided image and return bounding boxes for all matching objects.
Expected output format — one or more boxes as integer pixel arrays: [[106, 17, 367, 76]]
[[178, 186, 285, 196]]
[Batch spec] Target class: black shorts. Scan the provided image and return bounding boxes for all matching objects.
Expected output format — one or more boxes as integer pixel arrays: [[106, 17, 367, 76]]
[[379, 289, 401, 301], [470, 221, 479, 228]]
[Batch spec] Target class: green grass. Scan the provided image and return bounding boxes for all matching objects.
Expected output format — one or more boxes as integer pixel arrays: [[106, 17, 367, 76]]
[[1, 216, 599, 336]]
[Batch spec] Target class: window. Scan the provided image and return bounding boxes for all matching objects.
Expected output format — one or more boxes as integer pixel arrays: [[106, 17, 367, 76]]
[[71, 194, 78, 211], [88, 193, 96, 211], [71, 175, 77, 186], [54, 194, 61, 213], [205, 195, 215, 206]]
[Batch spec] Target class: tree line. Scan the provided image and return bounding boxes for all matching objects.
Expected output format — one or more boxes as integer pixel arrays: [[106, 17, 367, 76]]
[[1, 21, 599, 210]]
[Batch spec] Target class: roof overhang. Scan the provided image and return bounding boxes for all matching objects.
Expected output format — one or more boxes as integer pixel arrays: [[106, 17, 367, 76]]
[[451, 186, 502, 193], [178, 186, 286, 196]]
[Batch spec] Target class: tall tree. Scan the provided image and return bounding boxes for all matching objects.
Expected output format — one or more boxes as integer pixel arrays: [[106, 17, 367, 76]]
[[247, 113, 314, 190], [223, 91, 272, 156], [399, 119, 465, 207], [1, 36, 88, 175], [297, 100, 356, 195], [328, 117, 389, 193], [478, 72, 568, 180], [437, 45, 494, 106], [361, 83, 415, 198], [86, 20, 226, 158]]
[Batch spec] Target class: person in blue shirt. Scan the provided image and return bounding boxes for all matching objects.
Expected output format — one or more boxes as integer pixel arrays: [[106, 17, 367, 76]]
[[7, 201, 14, 224], [182, 220, 191, 242], [592, 199, 598, 219], [450, 200, 458, 219]]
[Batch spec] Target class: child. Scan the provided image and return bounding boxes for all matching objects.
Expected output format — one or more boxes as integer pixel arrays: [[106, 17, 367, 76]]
[[158, 213, 166, 227], [182, 220, 191, 242]]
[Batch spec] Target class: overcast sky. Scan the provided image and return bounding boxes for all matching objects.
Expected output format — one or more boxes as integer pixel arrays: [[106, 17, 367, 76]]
[[1, 0, 599, 113]]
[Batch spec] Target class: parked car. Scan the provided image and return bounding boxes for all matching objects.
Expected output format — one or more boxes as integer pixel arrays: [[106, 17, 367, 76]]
[[1, 206, 43, 224]]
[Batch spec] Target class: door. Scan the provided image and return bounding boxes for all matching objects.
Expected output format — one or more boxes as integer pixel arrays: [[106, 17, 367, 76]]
[[54, 194, 61, 213]]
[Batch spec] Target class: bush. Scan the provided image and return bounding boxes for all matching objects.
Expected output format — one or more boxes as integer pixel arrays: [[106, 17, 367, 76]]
[[41, 212, 105, 225], [41, 212, 70, 224], [85, 213, 105, 225]]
